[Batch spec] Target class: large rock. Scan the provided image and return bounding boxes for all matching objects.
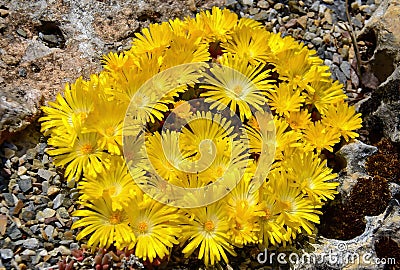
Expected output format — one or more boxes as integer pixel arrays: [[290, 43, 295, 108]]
[[358, 0, 400, 83], [0, 0, 224, 144]]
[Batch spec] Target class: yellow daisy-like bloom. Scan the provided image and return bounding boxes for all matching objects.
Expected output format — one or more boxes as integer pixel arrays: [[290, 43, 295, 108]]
[[101, 51, 130, 73], [258, 185, 289, 247], [221, 26, 272, 65], [72, 197, 135, 250], [322, 101, 363, 142], [162, 35, 210, 68], [145, 130, 188, 182], [179, 111, 237, 157], [84, 100, 127, 155], [266, 82, 305, 117], [202, 53, 273, 121], [284, 151, 339, 202], [226, 174, 262, 246], [181, 201, 236, 266], [78, 156, 143, 211], [303, 121, 341, 152], [130, 22, 174, 55], [266, 175, 322, 235], [127, 192, 181, 262], [47, 132, 108, 181], [40, 77, 96, 137], [197, 6, 238, 42], [305, 79, 347, 115], [285, 109, 312, 130]]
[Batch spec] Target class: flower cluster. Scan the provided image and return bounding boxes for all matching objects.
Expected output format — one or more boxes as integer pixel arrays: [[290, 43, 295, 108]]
[[40, 7, 362, 267]]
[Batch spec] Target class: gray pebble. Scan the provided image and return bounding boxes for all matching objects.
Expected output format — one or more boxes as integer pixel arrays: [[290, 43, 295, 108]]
[[57, 207, 70, 219], [17, 178, 32, 192], [23, 238, 39, 249], [37, 169, 55, 181], [331, 64, 347, 84], [8, 224, 22, 240], [53, 194, 65, 209], [304, 32, 317, 40], [310, 1, 320, 12], [3, 193, 17, 206], [44, 225, 55, 240], [312, 37, 323, 46], [0, 248, 13, 259], [21, 209, 35, 222], [253, 10, 268, 20], [340, 61, 351, 79]]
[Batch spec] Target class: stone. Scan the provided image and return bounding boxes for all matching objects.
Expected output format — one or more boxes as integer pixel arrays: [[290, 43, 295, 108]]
[[4, 148, 15, 159], [52, 194, 64, 209], [297, 15, 308, 29], [336, 140, 377, 176], [46, 186, 59, 196], [358, 0, 400, 83], [253, 10, 268, 21], [17, 178, 32, 192], [0, 249, 13, 260], [340, 61, 351, 79], [23, 238, 39, 249], [57, 207, 70, 219], [44, 225, 55, 239], [310, 1, 320, 12], [37, 169, 55, 181], [257, 0, 269, 8]]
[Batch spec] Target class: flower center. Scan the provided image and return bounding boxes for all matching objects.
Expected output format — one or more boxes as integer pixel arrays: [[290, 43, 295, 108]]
[[138, 221, 149, 233], [105, 126, 115, 137], [262, 208, 271, 220], [80, 143, 93, 154], [204, 220, 215, 232], [277, 200, 292, 211], [109, 212, 123, 225], [233, 85, 243, 95]]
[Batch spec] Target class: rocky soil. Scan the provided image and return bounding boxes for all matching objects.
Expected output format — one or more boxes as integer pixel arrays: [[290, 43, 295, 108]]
[[0, 0, 399, 269]]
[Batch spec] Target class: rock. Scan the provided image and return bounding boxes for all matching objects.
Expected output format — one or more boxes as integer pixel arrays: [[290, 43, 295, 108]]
[[360, 66, 400, 143], [56, 207, 70, 219], [257, 0, 269, 9], [44, 225, 54, 239], [358, 0, 400, 83], [336, 140, 377, 176], [46, 186, 59, 196], [0, 249, 13, 260], [52, 194, 64, 209], [340, 61, 351, 79], [297, 15, 308, 29], [0, 85, 43, 144], [37, 169, 55, 181], [4, 148, 15, 159], [253, 10, 269, 21], [17, 178, 32, 192], [23, 238, 39, 249]]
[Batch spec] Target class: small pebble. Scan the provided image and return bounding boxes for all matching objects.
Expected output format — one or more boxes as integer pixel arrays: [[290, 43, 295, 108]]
[[23, 238, 39, 249]]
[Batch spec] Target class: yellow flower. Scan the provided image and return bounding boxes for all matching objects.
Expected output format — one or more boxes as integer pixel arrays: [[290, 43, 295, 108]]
[[127, 192, 181, 262], [284, 151, 339, 202], [72, 197, 135, 250], [201, 53, 274, 121], [226, 174, 262, 246], [258, 185, 289, 247], [47, 132, 108, 181], [101, 51, 129, 73], [145, 130, 188, 182], [322, 101, 362, 142], [40, 77, 96, 137], [285, 109, 312, 130], [266, 175, 322, 236], [221, 26, 272, 65], [181, 201, 236, 266], [197, 6, 238, 42], [303, 121, 341, 152], [78, 156, 143, 210], [305, 79, 347, 115], [130, 22, 174, 55], [266, 82, 305, 117]]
